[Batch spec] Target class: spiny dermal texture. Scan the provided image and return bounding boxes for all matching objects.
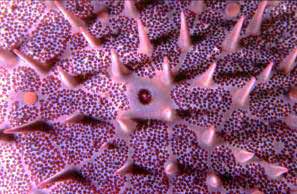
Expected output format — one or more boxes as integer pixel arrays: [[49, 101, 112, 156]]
[[0, 0, 296, 193]]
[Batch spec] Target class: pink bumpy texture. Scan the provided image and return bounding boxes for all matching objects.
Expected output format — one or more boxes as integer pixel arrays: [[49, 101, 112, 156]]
[[0, 0, 297, 193]]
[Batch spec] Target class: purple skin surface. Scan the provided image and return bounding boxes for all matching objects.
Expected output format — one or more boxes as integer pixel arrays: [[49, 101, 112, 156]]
[[0, 0, 297, 193]]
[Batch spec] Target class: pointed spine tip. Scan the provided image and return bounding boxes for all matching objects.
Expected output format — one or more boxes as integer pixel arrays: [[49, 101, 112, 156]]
[[162, 56, 173, 85], [111, 49, 129, 79], [178, 11, 192, 52], [13, 49, 49, 74], [137, 19, 153, 57], [201, 126, 216, 146], [233, 77, 256, 107], [0, 49, 18, 66], [38, 167, 83, 188], [100, 142, 110, 149], [264, 164, 288, 179], [164, 161, 179, 176], [3, 128, 18, 135], [3, 120, 49, 134], [100, 141, 118, 150], [162, 107, 177, 122], [116, 116, 137, 134], [115, 161, 134, 176], [246, 0, 267, 36], [278, 47, 297, 74], [57, 66, 79, 88], [258, 61, 273, 82], [222, 16, 245, 53], [196, 62, 216, 88], [65, 112, 85, 123], [54, 0, 84, 28], [80, 27, 101, 48], [233, 149, 255, 163]]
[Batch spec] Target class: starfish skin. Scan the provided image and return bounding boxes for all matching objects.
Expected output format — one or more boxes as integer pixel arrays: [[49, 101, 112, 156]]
[[0, 0, 297, 193]]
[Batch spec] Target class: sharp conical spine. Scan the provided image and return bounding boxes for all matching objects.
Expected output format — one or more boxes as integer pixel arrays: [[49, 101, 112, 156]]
[[38, 167, 84, 188], [55, 1, 100, 48], [246, 1, 267, 36], [115, 161, 134, 176], [222, 16, 245, 53], [80, 27, 101, 48], [137, 19, 153, 57], [116, 116, 137, 134], [200, 126, 216, 146], [13, 49, 50, 74], [123, 0, 139, 18], [54, 0, 84, 28], [264, 164, 288, 179], [57, 66, 80, 88], [232, 77, 256, 107], [162, 56, 173, 85], [257, 61, 273, 82], [65, 112, 100, 124], [162, 107, 177, 122], [278, 47, 297, 74], [178, 11, 192, 52], [233, 148, 255, 163], [164, 161, 179, 176], [100, 142, 110, 149], [111, 49, 129, 80], [100, 141, 118, 150], [65, 112, 86, 123], [196, 62, 216, 88], [3, 120, 51, 134], [0, 49, 18, 66]]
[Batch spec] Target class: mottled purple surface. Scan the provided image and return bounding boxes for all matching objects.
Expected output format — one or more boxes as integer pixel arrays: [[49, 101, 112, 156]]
[[0, 0, 297, 193]]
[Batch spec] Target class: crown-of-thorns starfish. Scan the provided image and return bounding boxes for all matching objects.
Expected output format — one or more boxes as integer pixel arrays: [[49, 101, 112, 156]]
[[0, 0, 296, 193]]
